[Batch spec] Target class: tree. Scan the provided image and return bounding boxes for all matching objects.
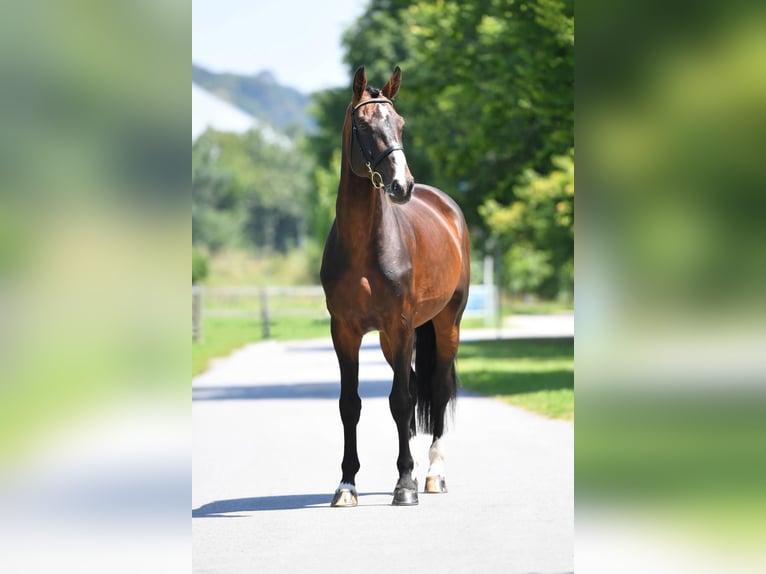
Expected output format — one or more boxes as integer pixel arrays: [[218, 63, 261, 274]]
[[192, 133, 245, 251], [403, 0, 574, 223], [481, 149, 573, 298], [192, 129, 310, 253], [308, 148, 342, 247]]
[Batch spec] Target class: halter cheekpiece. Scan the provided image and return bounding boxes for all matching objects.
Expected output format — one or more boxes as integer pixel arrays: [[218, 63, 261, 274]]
[[350, 97, 405, 189]]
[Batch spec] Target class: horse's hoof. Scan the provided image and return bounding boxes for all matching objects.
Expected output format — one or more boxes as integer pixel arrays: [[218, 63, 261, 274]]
[[392, 487, 419, 506], [331, 487, 358, 507], [424, 475, 448, 494]]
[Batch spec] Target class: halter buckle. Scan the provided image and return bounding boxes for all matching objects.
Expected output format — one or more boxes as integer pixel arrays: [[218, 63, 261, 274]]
[[367, 162, 384, 189]]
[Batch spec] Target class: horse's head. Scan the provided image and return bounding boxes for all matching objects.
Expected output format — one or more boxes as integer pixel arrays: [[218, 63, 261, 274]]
[[345, 66, 415, 204]]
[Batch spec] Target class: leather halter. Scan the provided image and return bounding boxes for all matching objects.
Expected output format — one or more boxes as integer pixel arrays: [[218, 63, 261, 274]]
[[350, 97, 405, 187]]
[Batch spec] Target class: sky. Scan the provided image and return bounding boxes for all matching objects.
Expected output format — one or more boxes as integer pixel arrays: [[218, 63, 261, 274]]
[[192, 0, 368, 94]]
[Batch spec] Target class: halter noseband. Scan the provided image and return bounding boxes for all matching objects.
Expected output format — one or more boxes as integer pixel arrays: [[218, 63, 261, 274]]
[[350, 97, 405, 189]]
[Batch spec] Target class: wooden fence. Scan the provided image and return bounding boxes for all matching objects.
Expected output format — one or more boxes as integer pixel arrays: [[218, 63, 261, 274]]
[[192, 284, 497, 342], [192, 286, 327, 341]]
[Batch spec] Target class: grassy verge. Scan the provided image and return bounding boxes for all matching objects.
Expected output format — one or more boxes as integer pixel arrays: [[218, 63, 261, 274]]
[[504, 299, 574, 315], [457, 337, 574, 420]]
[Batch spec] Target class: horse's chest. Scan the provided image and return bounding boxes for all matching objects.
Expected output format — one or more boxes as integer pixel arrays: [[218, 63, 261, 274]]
[[325, 269, 403, 326]]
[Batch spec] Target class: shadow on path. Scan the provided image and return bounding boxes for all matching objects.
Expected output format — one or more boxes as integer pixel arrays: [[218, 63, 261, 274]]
[[285, 339, 382, 353], [192, 379, 393, 401], [193, 492, 392, 516]]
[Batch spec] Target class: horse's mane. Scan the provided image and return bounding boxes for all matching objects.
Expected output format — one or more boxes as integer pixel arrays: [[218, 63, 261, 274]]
[[365, 86, 381, 97]]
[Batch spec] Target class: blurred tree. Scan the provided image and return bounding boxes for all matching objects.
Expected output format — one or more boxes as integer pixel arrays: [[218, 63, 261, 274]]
[[192, 247, 210, 284], [305, 88, 348, 171], [192, 129, 310, 253], [192, 134, 245, 251], [403, 0, 574, 223], [481, 150, 573, 298], [342, 0, 417, 81], [309, 148, 342, 247]]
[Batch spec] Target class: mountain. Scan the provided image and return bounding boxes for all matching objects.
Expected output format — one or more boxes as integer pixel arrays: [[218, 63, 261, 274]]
[[192, 83, 255, 139], [192, 83, 289, 146], [192, 64, 314, 133]]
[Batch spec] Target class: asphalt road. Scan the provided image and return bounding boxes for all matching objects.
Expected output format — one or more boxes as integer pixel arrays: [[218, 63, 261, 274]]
[[193, 319, 573, 573]]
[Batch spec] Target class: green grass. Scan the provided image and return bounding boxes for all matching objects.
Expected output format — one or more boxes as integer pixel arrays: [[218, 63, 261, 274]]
[[457, 337, 574, 420], [192, 315, 331, 376], [459, 316, 491, 329], [504, 300, 573, 315]]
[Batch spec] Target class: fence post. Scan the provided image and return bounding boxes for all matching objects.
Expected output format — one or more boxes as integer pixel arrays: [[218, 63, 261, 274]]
[[483, 254, 495, 327], [192, 286, 203, 342], [260, 287, 270, 339]]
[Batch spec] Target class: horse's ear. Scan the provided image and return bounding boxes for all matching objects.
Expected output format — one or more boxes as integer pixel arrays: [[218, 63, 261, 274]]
[[352, 66, 367, 105], [382, 66, 402, 100]]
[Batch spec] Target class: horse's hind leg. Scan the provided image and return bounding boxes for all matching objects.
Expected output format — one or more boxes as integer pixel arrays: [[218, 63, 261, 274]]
[[330, 318, 363, 507], [425, 438, 448, 493], [424, 309, 462, 494]]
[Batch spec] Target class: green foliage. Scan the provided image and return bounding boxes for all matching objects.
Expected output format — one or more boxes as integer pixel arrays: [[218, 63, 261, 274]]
[[502, 244, 554, 295], [192, 129, 311, 254], [405, 0, 573, 220], [192, 248, 210, 284], [305, 88, 348, 168], [342, 0, 417, 84], [310, 149, 342, 245], [481, 150, 574, 298]]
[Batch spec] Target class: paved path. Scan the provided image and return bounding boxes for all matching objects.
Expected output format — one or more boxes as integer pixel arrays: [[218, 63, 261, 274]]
[[193, 316, 573, 573]]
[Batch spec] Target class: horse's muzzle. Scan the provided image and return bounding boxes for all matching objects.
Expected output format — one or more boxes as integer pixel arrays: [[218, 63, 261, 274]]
[[387, 178, 414, 204]]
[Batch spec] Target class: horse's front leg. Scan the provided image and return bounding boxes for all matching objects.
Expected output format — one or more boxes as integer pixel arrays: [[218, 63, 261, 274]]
[[330, 318, 363, 507], [387, 324, 419, 506]]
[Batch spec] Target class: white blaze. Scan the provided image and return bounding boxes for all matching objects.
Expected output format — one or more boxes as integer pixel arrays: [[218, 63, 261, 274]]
[[376, 105, 408, 186], [390, 149, 408, 185]]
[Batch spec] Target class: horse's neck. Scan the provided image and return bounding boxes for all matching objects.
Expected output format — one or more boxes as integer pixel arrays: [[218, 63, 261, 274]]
[[336, 168, 388, 254]]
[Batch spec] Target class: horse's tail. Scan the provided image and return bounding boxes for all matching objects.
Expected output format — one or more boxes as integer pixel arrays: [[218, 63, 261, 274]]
[[414, 320, 457, 435]]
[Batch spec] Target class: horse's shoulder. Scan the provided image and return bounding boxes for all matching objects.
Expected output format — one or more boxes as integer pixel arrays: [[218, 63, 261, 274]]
[[409, 184, 466, 229]]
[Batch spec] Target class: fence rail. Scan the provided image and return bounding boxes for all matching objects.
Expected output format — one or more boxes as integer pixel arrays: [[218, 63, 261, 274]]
[[192, 284, 497, 342], [192, 285, 327, 341]]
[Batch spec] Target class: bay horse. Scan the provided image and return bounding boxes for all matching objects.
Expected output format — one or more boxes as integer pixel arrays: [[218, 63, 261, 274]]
[[320, 66, 471, 507]]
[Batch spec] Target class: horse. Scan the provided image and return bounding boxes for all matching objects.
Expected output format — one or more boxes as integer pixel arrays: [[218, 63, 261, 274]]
[[320, 66, 471, 507]]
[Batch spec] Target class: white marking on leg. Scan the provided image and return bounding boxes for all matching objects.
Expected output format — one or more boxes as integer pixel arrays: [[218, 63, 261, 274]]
[[427, 438, 446, 477], [410, 436, 421, 479], [337, 482, 356, 492]]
